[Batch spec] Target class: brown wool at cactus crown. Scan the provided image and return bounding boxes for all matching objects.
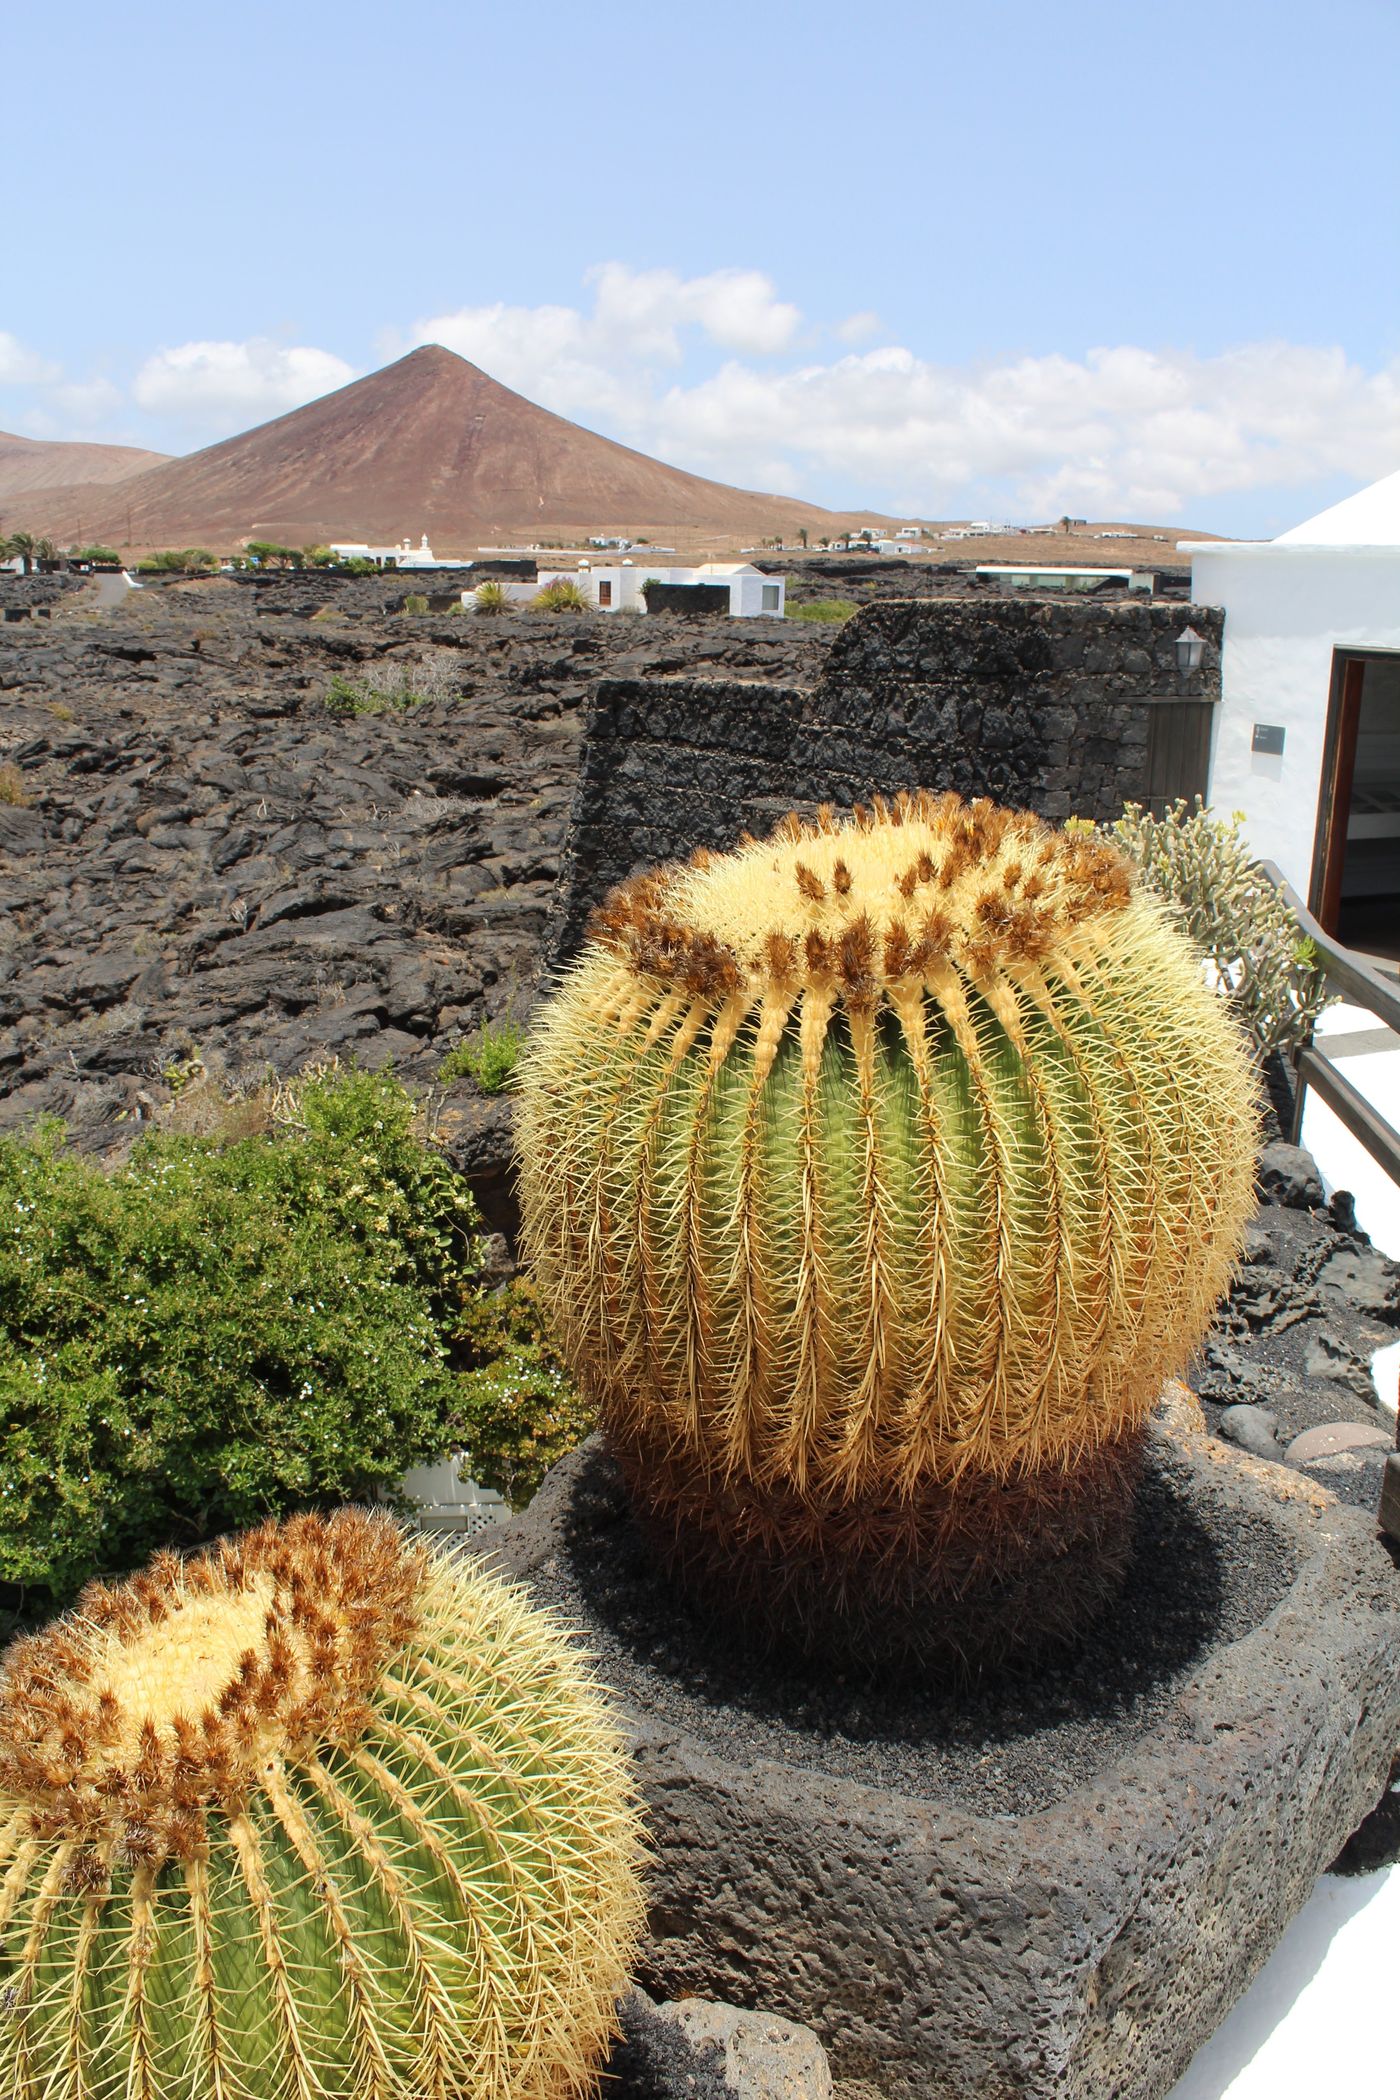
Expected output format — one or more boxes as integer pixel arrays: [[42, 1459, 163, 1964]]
[[518, 789, 1259, 1667]]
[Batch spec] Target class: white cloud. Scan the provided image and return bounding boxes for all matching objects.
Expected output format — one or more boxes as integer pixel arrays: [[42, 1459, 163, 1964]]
[[407, 269, 1400, 519], [410, 263, 802, 430], [644, 340, 1400, 520], [130, 338, 356, 426], [0, 331, 61, 387]]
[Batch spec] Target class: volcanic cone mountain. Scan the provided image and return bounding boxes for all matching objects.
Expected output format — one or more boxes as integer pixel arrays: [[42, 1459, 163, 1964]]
[[24, 346, 854, 552]]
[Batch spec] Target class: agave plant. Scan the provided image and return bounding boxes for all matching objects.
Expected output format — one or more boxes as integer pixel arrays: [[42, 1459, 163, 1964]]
[[0, 1508, 643, 2099], [531, 578, 590, 613], [518, 792, 1258, 1664]]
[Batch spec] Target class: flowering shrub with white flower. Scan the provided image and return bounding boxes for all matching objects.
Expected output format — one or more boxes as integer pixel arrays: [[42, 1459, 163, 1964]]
[[1, 1069, 488, 1624]]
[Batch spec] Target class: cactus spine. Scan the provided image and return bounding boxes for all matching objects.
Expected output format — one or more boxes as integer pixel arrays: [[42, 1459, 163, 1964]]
[[519, 793, 1258, 1662], [0, 1509, 644, 2100]]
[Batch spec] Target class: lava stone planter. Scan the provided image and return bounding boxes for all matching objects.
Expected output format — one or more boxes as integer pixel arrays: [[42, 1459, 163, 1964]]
[[477, 1387, 1400, 2100]]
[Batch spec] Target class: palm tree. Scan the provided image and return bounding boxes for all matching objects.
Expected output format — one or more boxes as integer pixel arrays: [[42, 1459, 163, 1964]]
[[5, 530, 37, 575]]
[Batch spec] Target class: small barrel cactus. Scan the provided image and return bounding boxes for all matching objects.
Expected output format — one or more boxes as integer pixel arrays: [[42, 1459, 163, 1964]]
[[519, 792, 1258, 1663], [0, 1509, 644, 2098]]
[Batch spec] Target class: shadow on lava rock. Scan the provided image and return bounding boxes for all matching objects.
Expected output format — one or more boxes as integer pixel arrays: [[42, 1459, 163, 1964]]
[[518, 1436, 1298, 1817]]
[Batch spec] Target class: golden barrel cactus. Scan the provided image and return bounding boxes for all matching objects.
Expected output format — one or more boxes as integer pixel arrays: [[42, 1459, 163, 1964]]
[[0, 1509, 644, 2099], [519, 793, 1258, 1664]]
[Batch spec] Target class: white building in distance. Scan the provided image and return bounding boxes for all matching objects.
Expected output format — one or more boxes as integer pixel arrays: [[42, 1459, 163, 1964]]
[[327, 534, 465, 570], [471, 561, 785, 618]]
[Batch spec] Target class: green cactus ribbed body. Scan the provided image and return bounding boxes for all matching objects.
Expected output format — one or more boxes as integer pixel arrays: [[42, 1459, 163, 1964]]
[[518, 792, 1258, 1662], [0, 1510, 644, 2100]]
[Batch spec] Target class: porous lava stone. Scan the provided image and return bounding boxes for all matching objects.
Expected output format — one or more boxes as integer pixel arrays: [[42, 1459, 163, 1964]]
[[478, 1389, 1400, 2100]]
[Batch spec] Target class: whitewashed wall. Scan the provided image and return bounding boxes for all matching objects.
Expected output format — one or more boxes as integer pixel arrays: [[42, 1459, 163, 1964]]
[[1190, 545, 1400, 896], [466, 565, 786, 617]]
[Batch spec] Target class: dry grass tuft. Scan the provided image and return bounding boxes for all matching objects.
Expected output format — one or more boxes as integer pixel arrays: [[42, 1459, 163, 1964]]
[[0, 761, 32, 807]]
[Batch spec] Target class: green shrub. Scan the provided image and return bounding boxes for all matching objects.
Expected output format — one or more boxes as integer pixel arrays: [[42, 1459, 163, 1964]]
[[245, 539, 301, 568], [786, 596, 859, 623], [400, 590, 431, 615], [531, 576, 590, 612], [439, 1016, 524, 1092], [438, 1020, 524, 1100], [0, 1069, 482, 1617], [134, 548, 218, 574], [454, 1280, 595, 1507], [70, 544, 121, 566], [323, 652, 461, 715], [1107, 797, 1332, 1059], [474, 578, 512, 614]]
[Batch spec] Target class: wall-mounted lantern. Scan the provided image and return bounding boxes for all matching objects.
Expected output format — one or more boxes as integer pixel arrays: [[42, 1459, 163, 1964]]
[[1174, 625, 1206, 678]]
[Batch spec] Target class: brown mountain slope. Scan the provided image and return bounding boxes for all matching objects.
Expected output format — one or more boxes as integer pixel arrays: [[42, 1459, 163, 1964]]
[[27, 346, 852, 552], [0, 431, 169, 504]]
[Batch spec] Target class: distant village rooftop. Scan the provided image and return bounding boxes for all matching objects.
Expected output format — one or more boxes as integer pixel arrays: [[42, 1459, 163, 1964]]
[[327, 533, 466, 570], [975, 562, 1156, 592]]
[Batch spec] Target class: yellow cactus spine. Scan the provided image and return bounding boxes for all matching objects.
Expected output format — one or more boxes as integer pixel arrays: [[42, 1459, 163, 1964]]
[[518, 791, 1259, 1666], [0, 1508, 645, 2099]]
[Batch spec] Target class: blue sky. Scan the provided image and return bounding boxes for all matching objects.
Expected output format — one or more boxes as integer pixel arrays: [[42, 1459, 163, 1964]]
[[3, 0, 1398, 533]]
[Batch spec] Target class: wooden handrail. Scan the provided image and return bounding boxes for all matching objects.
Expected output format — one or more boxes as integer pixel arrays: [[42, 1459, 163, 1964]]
[[1257, 861, 1400, 1545], [1255, 860, 1400, 1189], [1256, 860, 1400, 1035], [1294, 1046, 1400, 1189]]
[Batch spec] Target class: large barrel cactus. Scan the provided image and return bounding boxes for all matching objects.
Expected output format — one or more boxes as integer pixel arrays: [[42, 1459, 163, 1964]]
[[0, 1508, 644, 2099], [519, 792, 1258, 1664]]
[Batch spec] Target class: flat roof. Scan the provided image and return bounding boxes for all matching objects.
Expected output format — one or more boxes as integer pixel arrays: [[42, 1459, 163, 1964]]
[[975, 563, 1135, 578], [1178, 540, 1400, 557]]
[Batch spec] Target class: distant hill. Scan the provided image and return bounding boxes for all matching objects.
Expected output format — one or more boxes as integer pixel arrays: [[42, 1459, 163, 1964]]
[[20, 347, 853, 553], [0, 430, 169, 505]]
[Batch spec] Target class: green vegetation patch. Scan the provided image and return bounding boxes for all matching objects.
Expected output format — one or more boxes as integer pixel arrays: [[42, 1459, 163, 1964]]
[[786, 597, 860, 623], [438, 1017, 524, 1093], [1106, 797, 1332, 1059], [454, 1280, 595, 1508], [1, 1068, 594, 1628]]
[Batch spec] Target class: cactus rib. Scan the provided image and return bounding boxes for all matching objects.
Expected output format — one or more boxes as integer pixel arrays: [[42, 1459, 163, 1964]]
[[0, 1510, 645, 2100], [519, 792, 1258, 1662]]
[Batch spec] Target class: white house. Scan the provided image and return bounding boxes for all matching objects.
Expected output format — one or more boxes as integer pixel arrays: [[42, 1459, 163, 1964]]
[[468, 561, 785, 618], [1184, 472, 1400, 951], [326, 533, 464, 570], [974, 563, 1153, 594]]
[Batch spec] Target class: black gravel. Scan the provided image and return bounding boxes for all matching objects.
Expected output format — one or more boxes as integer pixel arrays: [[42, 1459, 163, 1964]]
[[522, 1439, 1297, 1818]]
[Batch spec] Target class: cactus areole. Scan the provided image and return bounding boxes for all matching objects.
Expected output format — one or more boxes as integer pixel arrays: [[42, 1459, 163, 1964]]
[[519, 793, 1258, 1665], [0, 1509, 643, 2100]]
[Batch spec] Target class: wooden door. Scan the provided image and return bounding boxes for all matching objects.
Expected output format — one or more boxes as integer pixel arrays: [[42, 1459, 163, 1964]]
[[1311, 656, 1365, 933], [1144, 701, 1214, 814]]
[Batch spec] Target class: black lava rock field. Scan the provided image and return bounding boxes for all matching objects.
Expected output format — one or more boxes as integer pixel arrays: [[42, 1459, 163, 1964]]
[[0, 574, 833, 1157]]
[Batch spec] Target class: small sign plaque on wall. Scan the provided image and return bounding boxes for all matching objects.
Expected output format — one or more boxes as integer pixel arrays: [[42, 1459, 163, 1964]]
[[1251, 724, 1286, 756]]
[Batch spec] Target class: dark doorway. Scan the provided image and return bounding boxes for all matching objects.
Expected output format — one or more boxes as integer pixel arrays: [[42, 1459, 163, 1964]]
[[1312, 650, 1400, 962], [1143, 700, 1214, 815]]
